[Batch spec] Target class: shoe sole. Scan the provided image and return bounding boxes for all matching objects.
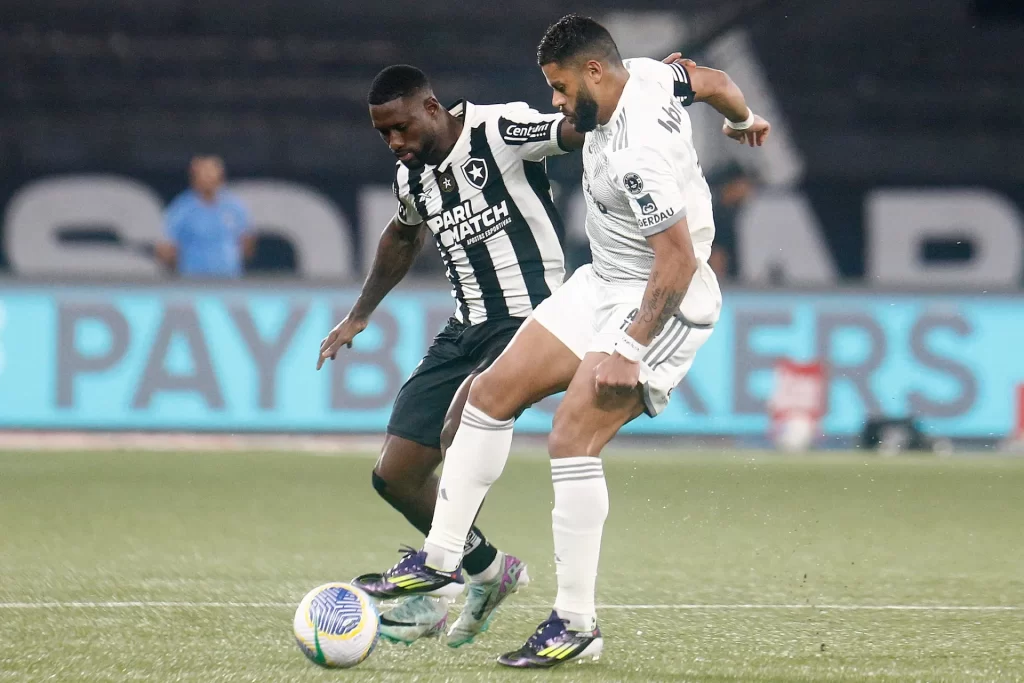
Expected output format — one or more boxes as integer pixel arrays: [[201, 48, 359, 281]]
[[446, 564, 530, 648], [495, 637, 604, 668]]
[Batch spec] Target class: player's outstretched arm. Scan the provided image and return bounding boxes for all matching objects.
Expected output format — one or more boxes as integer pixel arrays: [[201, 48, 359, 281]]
[[662, 54, 770, 147], [317, 217, 426, 369]]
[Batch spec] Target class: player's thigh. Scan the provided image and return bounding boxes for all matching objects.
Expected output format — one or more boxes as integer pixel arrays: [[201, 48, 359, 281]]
[[384, 322, 472, 465], [440, 372, 475, 454], [469, 319, 580, 421], [468, 269, 599, 419], [440, 316, 525, 450], [549, 352, 646, 459]]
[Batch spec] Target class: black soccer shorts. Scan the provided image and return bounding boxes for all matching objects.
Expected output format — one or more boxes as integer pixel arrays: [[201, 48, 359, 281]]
[[386, 316, 524, 449]]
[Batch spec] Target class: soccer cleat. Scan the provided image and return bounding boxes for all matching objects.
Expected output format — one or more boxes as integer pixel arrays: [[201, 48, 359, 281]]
[[447, 553, 530, 648], [497, 611, 603, 668], [351, 546, 465, 599], [376, 595, 449, 645]]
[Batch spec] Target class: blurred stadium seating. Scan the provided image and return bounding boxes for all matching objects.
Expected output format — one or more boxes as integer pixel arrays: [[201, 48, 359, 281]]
[[0, 0, 1022, 442], [1, 0, 1020, 182]]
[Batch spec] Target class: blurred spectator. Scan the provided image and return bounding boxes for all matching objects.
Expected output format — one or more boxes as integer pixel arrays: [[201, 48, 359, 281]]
[[157, 156, 253, 278], [708, 164, 756, 281]]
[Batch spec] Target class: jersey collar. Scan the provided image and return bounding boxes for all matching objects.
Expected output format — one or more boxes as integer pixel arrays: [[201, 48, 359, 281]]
[[596, 73, 634, 132], [435, 100, 474, 171]]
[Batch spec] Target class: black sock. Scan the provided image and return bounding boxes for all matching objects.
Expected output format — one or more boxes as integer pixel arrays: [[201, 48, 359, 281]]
[[462, 526, 499, 575]]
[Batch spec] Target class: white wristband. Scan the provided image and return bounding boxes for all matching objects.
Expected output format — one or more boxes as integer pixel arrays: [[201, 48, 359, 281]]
[[614, 332, 648, 363], [726, 109, 755, 131]]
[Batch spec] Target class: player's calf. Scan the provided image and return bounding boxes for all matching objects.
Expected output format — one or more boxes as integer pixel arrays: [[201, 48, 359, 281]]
[[370, 451, 503, 589], [543, 353, 645, 647]]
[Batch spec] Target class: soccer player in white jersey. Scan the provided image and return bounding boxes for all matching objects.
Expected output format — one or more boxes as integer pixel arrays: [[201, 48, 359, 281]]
[[317, 61, 694, 648], [349, 19, 769, 666]]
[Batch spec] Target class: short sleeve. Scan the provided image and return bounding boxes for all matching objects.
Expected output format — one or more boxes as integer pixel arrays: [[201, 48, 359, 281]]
[[496, 103, 569, 162], [607, 146, 687, 237], [392, 180, 423, 226], [624, 58, 696, 107]]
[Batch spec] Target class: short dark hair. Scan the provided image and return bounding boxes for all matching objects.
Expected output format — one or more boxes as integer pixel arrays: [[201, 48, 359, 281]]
[[537, 14, 621, 67], [367, 65, 431, 105]]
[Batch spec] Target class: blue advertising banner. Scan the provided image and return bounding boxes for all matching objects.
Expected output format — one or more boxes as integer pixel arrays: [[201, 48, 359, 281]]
[[0, 283, 1021, 437]]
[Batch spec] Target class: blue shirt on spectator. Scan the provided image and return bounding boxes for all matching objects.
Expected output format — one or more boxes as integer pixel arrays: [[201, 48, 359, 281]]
[[164, 190, 249, 277]]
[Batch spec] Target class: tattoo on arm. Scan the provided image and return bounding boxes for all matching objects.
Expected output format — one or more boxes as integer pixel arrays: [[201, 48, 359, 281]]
[[639, 274, 686, 338], [351, 223, 425, 318]]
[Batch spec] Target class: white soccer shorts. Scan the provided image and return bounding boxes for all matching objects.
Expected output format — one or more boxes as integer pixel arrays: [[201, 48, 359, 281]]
[[531, 263, 719, 416]]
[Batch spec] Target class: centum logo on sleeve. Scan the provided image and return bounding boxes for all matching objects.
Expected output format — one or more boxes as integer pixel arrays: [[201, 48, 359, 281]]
[[623, 172, 644, 195], [499, 117, 554, 145], [636, 193, 658, 215]]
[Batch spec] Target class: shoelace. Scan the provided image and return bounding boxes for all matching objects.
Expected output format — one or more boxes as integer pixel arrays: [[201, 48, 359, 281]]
[[525, 615, 568, 649], [385, 545, 421, 574]]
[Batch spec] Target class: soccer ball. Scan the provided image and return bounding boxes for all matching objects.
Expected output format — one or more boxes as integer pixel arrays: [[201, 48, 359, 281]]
[[293, 582, 380, 668]]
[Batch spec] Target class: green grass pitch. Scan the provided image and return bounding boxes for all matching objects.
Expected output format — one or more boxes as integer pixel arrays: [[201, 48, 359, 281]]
[[1, 448, 1022, 682]]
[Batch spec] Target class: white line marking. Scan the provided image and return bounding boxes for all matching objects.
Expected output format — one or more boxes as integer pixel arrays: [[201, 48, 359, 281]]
[[0, 601, 1020, 612]]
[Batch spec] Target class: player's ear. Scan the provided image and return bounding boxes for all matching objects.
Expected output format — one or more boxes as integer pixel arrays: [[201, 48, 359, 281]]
[[584, 58, 604, 84], [423, 95, 441, 117]]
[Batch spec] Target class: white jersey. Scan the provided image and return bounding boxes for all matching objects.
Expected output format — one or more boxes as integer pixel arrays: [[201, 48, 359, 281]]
[[394, 101, 568, 325], [583, 58, 716, 285]]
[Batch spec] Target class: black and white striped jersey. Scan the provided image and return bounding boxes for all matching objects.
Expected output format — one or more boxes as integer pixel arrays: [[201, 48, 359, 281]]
[[393, 100, 568, 325]]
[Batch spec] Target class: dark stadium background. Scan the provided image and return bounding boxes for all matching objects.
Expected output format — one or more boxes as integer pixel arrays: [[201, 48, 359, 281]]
[[0, 0, 1022, 442], [2, 3, 1024, 682]]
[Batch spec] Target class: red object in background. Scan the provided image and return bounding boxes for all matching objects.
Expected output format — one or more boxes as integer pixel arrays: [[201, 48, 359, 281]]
[[769, 360, 828, 422], [1015, 384, 1024, 438]]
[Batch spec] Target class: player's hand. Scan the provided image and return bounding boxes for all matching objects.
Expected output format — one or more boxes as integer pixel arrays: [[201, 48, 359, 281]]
[[317, 315, 369, 370], [661, 52, 696, 70], [594, 353, 642, 396], [723, 115, 771, 147]]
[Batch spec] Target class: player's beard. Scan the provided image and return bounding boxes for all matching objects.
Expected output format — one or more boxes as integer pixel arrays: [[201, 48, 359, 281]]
[[405, 131, 442, 169], [572, 81, 600, 133]]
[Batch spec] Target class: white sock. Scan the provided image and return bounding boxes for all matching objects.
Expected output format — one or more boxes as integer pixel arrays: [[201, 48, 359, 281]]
[[551, 457, 608, 632], [424, 402, 514, 572]]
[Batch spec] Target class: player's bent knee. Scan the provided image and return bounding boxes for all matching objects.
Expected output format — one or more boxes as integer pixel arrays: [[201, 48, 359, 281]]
[[373, 445, 441, 502], [371, 469, 390, 499], [440, 417, 458, 454], [466, 370, 518, 421]]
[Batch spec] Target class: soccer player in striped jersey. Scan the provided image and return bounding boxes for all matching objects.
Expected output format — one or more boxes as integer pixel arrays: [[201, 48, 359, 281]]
[[316, 64, 581, 647], [317, 60, 699, 647], [345, 16, 771, 668]]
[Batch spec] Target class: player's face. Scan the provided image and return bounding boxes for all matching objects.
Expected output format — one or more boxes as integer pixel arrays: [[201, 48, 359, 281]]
[[542, 62, 600, 133], [370, 96, 441, 169]]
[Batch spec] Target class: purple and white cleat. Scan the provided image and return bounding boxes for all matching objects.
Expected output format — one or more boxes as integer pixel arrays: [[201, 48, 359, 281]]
[[497, 611, 603, 668], [447, 552, 530, 648], [351, 547, 464, 600]]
